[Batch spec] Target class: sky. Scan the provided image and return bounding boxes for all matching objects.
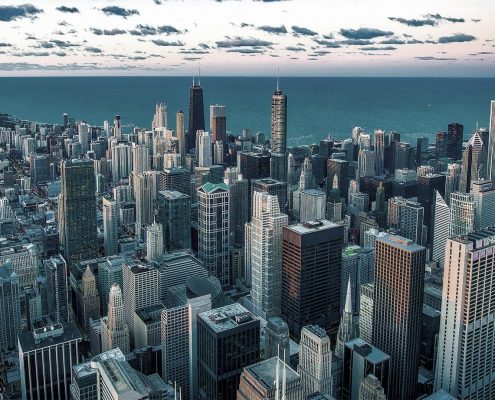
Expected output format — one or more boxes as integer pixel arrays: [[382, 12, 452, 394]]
[[0, 0, 494, 77]]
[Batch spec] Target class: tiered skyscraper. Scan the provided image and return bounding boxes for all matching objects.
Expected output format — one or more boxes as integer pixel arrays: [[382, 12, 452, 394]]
[[101, 283, 130, 354], [58, 159, 98, 268]]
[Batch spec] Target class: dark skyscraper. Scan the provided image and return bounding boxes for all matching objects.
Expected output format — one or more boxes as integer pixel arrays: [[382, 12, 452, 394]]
[[435, 131, 448, 159], [58, 159, 98, 268], [187, 77, 205, 153], [327, 158, 349, 200], [447, 122, 464, 160], [270, 79, 288, 182]]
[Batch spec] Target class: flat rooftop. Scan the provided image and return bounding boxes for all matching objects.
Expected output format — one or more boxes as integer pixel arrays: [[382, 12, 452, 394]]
[[376, 234, 425, 252], [199, 303, 258, 333], [345, 337, 389, 365], [244, 357, 299, 390], [18, 321, 82, 353], [286, 219, 341, 235]]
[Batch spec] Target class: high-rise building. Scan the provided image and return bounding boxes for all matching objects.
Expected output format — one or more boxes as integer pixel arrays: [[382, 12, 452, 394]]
[[359, 283, 374, 343], [447, 122, 464, 161], [374, 130, 385, 175], [416, 137, 429, 166], [449, 192, 475, 236], [435, 131, 448, 159], [98, 256, 125, 316], [335, 279, 359, 359], [111, 142, 132, 183], [298, 325, 337, 398], [123, 260, 160, 347], [0, 260, 21, 351], [418, 173, 446, 240], [134, 172, 155, 236], [44, 255, 69, 323], [238, 151, 271, 180], [237, 356, 303, 400], [281, 220, 344, 340], [358, 374, 387, 400], [113, 114, 122, 140], [224, 168, 249, 246], [146, 221, 164, 262], [29, 153, 50, 184], [342, 338, 390, 400], [372, 235, 426, 399], [357, 149, 376, 178], [459, 131, 487, 193], [327, 158, 349, 200], [432, 191, 450, 267], [58, 159, 98, 268], [445, 163, 461, 204], [341, 246, 374, 313], [265, 316, 290, 363], [152, 102, 167, 130], [296, 189, 326, 223], [471, 180, 495, 229], [251, 178, 288, 216], [327, 174, 343, 222], [132, 143, 150, 176], [198, 182, 230, 286], [0, 241, 38, 288], [157, 190, 191, 252], [247, 191, 288, 319], [103, 196, 119, 256], [81, 266, 101, 332], [210, 104, 227, 143], [188, 77, 205, 152], [488, 100, 495, 181], [270, 80, 288, 182], [19, 322, 82, 400], [435, 227, 495, 399], [101, 283, 130, 354], [177, 109, 186, 160], [197, 130, 212, 167], [399, 200, 424, 244], [159, 167, 191, 197], [197, 304, 260, 400]]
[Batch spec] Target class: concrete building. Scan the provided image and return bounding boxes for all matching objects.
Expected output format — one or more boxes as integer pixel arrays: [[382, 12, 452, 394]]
[[101, 283, 130, 355]]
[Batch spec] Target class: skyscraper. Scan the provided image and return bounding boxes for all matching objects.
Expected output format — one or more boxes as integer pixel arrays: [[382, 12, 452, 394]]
[[449, 192, 475, 236], [265, 316, 290, 363], [435, 227, 495, 399], [251, 178, 288, 216], [210, 104, 227, 143], [81, 266, 101, 331], [103, 196, 119, 256], [152, 102, 167, 130], [146, 221, 164, 262], [197, 304, 260, 400], [459, 131, 487, 193], [224, 167, 249, 246], [134, 172, 155, 236], [447, 122, 464, 161], [445, 163, 461, 204], [435, 131, 448, 159], [335, 279, 359, 359], [157, 190, 191, 252], [247, 191, 288, 319], [197, 130, 212, 167], [372, 235, 426, 399], [281, 220, 344, 339], [488, 100, 495, 181], [101, 283, 130, 355], [111, 142, 132, 183], [58, 159, 98, 268], [132, 143, 150, 176], [327, 174, 343, 222], [44, 255, 69, 323], [399, 200, 424, 244], [198, 182, 230, 286], [113, 114, 122, 140], [374, 130, 385, 175], [327, 158, 349, 200], [357, 149, 376, 178], [188, 77, 205, 153], [0, 260, 21, 351], [432, 191, 450, 267], [270, 79, 288, 182], [177, 109, 186, 161]]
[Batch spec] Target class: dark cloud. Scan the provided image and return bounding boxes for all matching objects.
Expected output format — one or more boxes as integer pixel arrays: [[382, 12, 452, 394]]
[[0, 42, 12, 47], [56, 6, 79, 13], [437, 33, 476, 43], [407, 39, 424, 44], [0, 4, 43, 21], [240, 22, 254, 28], [258, 25, 287, 35], [179, 49, 209, 54], [388, 17, 436, 27], [184, 57, 202, 61], [472, 19, 481, 23], [49, 39, 79, 47], [415, 56, 457, 61], [340, 27, 393, 39], [90, 28, 126, 36], [152, 39, 184, 46], [36, 41, 55, 48], [53, 51, 66, 56], [101, 6, 139, 18], [216, 37, 273, 47], [154, 0, 162, 4], [339, 39, 373, 45], [360, 46, 397, 51], [13, 51, 50, 57], [380, 39, 405, 45], [226, 48, 266, 54], [86, 46, 102, 53], [128, 55, 146, 60], [426, 13, 465, 23], [292, 26, 318, 36], [468, 51, 493, 56], [129, 24, 182, 36], [286, 46, 305, 52], [313, 39, 341, 48], [198, 43, 210, 49], [323, 34, 334, 39]]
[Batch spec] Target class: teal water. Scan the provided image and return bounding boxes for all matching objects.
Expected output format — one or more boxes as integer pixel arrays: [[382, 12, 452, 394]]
[[1, 77, 494, 146]]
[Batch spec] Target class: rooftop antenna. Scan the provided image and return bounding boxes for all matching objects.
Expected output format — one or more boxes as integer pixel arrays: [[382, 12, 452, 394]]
[[276, 68, 280, 91], [275, 349, 280, 400], [476, 121, 479, 131], [174, 382, 177, 400], [281, 349, 287, 400], [192, 71, 195, 86], [198, 62, 201, 86]]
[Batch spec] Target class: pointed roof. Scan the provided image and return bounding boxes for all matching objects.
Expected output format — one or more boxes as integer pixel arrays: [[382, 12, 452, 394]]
[[344, 278, 353, 314], [467, 131, 484, 153], [435, 190, 448, 207]]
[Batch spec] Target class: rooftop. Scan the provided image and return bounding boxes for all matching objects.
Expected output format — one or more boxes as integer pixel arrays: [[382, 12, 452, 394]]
[[200, 182, 229, 194], [377, 234, 425, 252], [244, 357, 299, 390], [286, 219, 341, 235], [345, 337, 389, 364], [19, 321, 82, 353], [199, 303, 258, 333]]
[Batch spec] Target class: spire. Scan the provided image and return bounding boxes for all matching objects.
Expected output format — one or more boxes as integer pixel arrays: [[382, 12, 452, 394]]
[[198, 65, 201, 86], [344, 277, 353, 314], [276, 67, 280, 91]]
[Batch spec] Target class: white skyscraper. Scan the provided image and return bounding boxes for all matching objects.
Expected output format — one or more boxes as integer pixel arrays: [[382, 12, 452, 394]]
[[449, 192, 475, 237], [103, 197, 119, 257], [357, 149, 376, 178], [101, 284, 130, 355], [471, 180, 495, 229], [134, 172, 155, 236], [435, 227, 495, 399], [152, 102, 167, 130], [146, 221, 164, 262], [299, 189, 326, 223], [0, 197, 13, 219], [78, 122, 90, 155], [113, 115, 122, 140], [111, 142, 132, 183], [487, 100, 495, 181], [445, 163, 461, 204], [197, 130, 212, 167], [298, 325, 336, 398], [432, 191, 450, 267], [247, 191, 288, 319], [176, 110, 186, 161], [374, 129, 384, 175], [132, 143, 150, 176]]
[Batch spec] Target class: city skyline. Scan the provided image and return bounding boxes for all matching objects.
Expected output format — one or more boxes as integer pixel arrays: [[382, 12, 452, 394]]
[[0, 0, 493, 77]]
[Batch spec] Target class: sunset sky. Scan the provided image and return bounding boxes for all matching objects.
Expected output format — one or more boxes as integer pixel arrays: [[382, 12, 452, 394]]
[[0, 0, 494, 76]]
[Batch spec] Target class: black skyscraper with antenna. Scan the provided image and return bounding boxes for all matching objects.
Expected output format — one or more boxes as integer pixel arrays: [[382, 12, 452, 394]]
[[187, 72, 205, 153]]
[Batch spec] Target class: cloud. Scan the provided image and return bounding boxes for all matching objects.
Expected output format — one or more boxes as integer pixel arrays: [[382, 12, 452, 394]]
[[226, 48, 266, 54], [129, 24, 182, 36], [0, 4, 43, 21], [49, 39, 79, 47], [90, 28, 126, 35], [437, 33, 476, 43], [198, 43, 210, 49], [388, 17, 436, 27], [216, 37, 273, 47], [286, 46, 305, 52], [152, 39, 184, 46], [13, 51, 50, 57], [380, 39, 405, 45], [184, 57, 202, 61], [36, 41, 55, 48], [128, 55, 146, 60], [339, 39, 373, 45], [258, 25, 287, 35], [53, 51, 66, 56], [0, 42, 12, 47], [472, 19, 481, 23], [85, 46, 102, 53], [340, 27, 394, 39], [180, 49, 209, 54], [426, 13, 465, 23], [360, 46, 397, 51], [407, 39, 424, 44], [313, 39, 341, 48], [101, 6, 139, 18], [292, 26, 318, 36], [56, 6, 79, 14], [415, 56, 457, 61]]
